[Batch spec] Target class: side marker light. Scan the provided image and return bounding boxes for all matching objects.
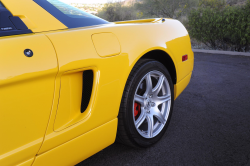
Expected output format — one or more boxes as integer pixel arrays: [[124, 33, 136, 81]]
[[182, 54, 188, 62]]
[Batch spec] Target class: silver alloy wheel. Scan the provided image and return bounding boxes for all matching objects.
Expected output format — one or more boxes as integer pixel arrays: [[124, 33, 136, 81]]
[[133, 70, 171, 138]]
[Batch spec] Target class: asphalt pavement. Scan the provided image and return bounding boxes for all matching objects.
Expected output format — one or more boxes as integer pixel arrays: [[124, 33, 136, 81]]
[[77, 53, 250, 166]]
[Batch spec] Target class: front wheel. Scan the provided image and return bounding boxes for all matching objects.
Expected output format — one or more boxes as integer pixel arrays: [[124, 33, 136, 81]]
[[116, 59, 174, 148]]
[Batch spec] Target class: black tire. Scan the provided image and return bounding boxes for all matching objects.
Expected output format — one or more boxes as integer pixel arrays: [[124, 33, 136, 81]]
[[116, 59, 174, 148]]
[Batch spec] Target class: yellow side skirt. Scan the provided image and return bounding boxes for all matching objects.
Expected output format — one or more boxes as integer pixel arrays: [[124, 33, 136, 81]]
[[32, 119, 118, 166]]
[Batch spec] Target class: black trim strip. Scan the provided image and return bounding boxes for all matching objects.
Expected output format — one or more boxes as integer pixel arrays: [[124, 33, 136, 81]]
[[0, 29, 32, 37]]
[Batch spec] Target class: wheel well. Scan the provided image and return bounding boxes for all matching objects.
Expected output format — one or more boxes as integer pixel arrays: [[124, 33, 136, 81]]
[[141, 50, 177, 84]]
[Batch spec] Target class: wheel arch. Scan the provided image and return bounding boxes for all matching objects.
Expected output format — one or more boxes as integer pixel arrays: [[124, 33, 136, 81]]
[[138, 49, 177, 85], [117, 47, 178, 116]]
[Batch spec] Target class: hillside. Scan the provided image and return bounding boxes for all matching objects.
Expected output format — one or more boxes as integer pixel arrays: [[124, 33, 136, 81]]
[[71, 0, 248, 15], [71, 3, 104, 14], [122, 0, 136, 6]]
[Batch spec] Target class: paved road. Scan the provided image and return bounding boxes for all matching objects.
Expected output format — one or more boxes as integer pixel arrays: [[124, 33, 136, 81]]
[[77, 53, 250, 166]]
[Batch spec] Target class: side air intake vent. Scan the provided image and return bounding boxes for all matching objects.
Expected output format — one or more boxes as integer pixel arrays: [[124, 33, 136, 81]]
[[81, 70, 94, 113]]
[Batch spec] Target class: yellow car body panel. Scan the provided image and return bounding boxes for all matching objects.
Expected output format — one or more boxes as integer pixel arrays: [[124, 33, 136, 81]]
[[0, 0, 193, 165], [17, 158, 35, 166], [92, 32, 121, 57], [0, 34, 58, 166], [33, 119, 117, 166]]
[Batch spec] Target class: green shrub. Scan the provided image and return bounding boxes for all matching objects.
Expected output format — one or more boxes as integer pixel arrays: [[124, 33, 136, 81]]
[[97, 2, 137, 22], [188, 0, 250, 52]]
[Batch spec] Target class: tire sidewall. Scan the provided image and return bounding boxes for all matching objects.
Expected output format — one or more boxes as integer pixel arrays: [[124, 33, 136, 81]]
[[124, 60, 174, 147]]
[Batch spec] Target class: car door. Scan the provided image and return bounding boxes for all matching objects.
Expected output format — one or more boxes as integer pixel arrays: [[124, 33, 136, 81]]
[[30, 1, 125, 160], [0, 33, 58, 166]]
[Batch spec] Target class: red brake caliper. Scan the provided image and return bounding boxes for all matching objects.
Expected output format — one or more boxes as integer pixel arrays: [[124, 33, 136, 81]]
[[134, 102, 141, 120]]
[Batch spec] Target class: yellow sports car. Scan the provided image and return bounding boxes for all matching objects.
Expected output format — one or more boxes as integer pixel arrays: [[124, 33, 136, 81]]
[[0, 0, 193, 165]]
